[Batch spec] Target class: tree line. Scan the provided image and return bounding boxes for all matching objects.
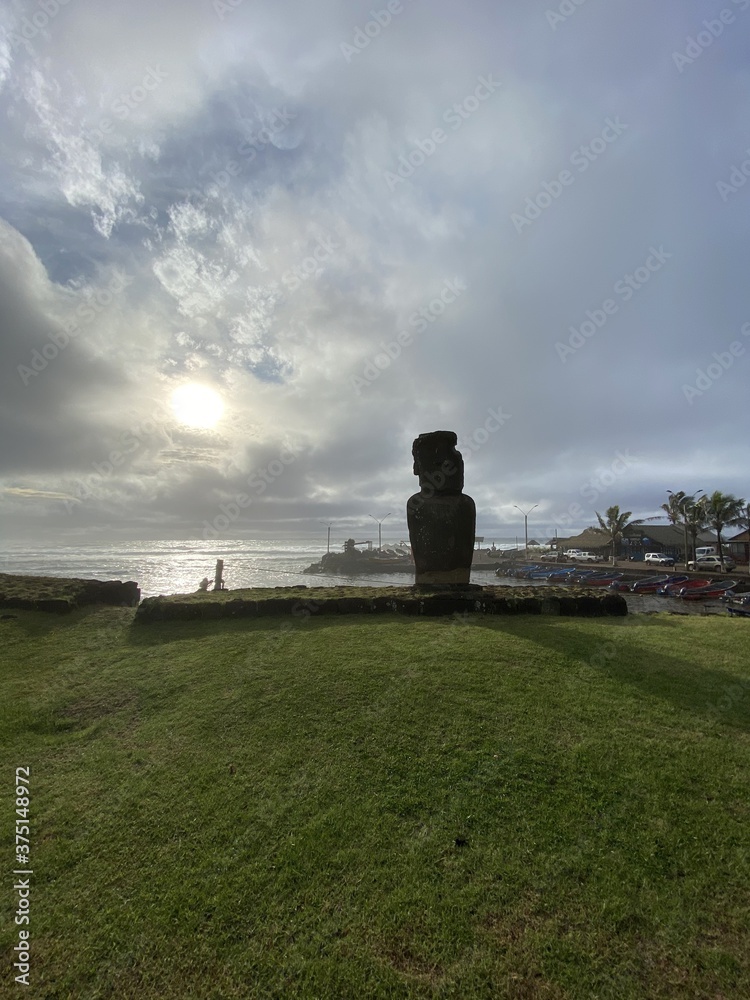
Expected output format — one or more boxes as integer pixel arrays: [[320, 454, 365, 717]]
[[593, 492, 748, 566]]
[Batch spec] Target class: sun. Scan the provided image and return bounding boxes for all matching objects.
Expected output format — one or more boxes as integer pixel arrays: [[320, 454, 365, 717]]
[[170, 383, 225, 429]]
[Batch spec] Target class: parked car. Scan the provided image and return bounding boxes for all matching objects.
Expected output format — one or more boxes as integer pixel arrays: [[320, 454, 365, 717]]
[[687, 554, 736, 572], [694, 546, 717, 559], [539, 551, 560, 562], [644, 552, 675, 566], [563, 549, 585, 559], [576, 551, 605, 563]]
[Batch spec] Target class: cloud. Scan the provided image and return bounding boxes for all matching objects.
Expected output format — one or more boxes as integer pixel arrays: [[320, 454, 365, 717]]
[[0, 0, 748, 543]]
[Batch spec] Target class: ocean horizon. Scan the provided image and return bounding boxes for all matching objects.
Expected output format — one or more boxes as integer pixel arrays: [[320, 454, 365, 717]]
[[0, 537, 523, 600]]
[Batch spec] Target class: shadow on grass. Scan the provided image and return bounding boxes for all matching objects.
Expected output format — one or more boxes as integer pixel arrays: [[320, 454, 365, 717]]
[[124, 609, 750, 733], [0, 603, 123, 639], [471, 614, 750, 734]]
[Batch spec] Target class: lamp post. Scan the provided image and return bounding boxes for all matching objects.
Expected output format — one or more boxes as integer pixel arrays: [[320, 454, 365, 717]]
[[319, 521, 333, 554], [668, 489, 703, 569], [514, 504, 538, 556], [368, 512, 392, 551]]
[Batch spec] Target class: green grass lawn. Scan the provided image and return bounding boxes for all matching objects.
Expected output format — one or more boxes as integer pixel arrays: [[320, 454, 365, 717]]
[[1, 607, 749, 999]]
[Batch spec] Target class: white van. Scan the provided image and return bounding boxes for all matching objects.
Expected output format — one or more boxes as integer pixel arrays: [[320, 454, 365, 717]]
[[694, 546, 717, 559]]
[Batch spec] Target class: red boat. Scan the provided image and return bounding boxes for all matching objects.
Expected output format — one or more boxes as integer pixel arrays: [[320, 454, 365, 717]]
[[658, 578, 709, 596], [629, 574, 689, 594], [679, 580, 737, 601]]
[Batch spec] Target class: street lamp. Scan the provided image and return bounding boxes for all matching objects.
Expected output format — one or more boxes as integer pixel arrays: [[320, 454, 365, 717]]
[[319, 521, 333, 554], [368, 512, 392, 551], [668, 489, 703, 569], [513, 504, 538, 555]]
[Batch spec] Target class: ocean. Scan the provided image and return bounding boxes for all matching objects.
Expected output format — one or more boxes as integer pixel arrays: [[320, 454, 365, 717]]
[[0, 539, 729, 615], [0, 537, 521, 600]]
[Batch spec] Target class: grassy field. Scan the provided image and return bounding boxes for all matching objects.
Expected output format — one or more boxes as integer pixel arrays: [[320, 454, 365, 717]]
[[1, 606, 749, 999]]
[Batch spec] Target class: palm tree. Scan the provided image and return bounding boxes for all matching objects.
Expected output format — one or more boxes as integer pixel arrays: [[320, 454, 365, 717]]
[[594, 505, 643, 565], [661, 490, 705, 570], [702, 491, 746, 566], [684, 498, 709, 567]]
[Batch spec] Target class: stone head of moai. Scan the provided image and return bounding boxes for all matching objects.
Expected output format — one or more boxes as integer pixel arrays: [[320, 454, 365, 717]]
[[411, 430, 464, 496]]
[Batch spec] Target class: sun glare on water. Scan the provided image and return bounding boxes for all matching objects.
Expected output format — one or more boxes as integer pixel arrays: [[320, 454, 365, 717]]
[[170, 383, 225, 429]]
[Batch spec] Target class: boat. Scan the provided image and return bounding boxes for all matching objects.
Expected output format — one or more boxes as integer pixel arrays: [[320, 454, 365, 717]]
[[679, 580, 737, 601], [544, 567, 578, 581], [630, 574, 689, 594], [528, 567, 565, 579], [578, 573, 623, 587], [499, 564, 542, 579], [657, 578, 709, 596], [303, 538, 414, 576], [471, 548, 504, 568], [566, 568, 603, 583], [726, 605, 750, 618], [720, 592, 750, 606]]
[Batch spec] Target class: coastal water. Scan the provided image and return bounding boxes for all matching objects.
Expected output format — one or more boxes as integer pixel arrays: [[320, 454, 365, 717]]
[[0, 537, 519, 600], [0, 539, 731, 614]]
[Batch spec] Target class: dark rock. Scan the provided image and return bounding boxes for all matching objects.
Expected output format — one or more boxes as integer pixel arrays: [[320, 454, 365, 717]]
[[78, 580, 141, 607], [600, 593, 628, 616], [35, 598, 75, 614], [576, 596, 601, 617]]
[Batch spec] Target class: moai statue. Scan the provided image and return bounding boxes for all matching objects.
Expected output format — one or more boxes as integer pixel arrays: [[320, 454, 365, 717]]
[[407, 430, 476, 585]]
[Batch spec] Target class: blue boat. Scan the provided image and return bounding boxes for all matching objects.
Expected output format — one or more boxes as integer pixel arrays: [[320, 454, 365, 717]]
[[528, 568, 563, 579], [500, 564, 542, 579], [568, 568, 611, 583], [545, 567, 577, 581]]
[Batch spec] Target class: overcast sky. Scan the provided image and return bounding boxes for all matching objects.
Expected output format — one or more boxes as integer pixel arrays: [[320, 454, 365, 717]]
[[1, 0, 748, 544]]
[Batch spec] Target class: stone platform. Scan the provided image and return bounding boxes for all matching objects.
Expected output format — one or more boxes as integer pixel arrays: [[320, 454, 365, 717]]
[[0, 573, 140, 613], [134, 584, 627, 623]]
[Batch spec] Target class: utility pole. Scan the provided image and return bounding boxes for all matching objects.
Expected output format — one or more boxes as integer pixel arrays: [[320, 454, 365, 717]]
[[368, 513, 392, 551], [319, 521, 333, 554], [514, 504, 538, 556]]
